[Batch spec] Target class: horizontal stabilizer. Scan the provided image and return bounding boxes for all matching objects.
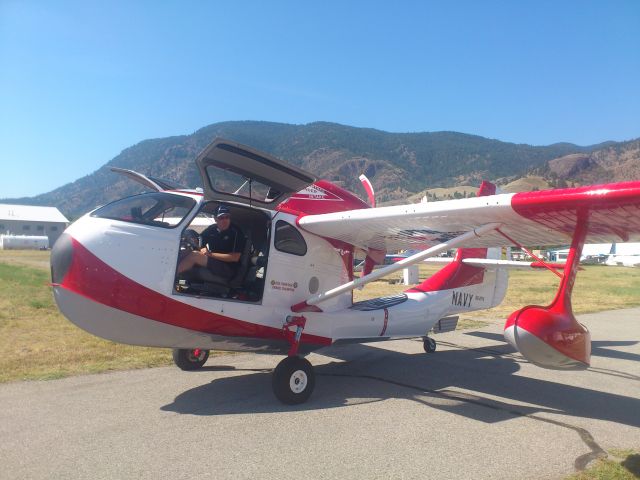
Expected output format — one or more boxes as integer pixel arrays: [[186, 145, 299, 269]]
[[424, 257, 567, 270]]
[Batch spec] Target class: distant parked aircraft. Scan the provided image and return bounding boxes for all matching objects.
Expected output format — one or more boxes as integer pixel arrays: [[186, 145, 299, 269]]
[[547, 243, 640, 266]]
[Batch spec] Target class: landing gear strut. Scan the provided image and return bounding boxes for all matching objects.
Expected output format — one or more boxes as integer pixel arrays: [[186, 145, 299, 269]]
[[172, 348, 210, 370], [272, 314, 316, 404], [423, 336, 437, 353]]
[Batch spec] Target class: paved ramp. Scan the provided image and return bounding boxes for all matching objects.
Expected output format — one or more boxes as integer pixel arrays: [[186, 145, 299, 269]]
[[1, 309, 639, 479]]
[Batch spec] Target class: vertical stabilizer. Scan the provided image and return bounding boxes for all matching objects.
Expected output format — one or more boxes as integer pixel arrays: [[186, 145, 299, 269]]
[[406, 181, 501, 294]]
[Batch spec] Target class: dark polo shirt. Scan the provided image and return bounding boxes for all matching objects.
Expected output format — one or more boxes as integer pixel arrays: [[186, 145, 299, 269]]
[[200, 223, 245, 279], [202, 223, 244, 255]]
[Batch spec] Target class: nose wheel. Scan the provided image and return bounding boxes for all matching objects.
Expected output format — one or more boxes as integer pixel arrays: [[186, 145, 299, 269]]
[[423, 336, 437, 353], [272, 356, 315, 404], [172, 348, 210, 370]]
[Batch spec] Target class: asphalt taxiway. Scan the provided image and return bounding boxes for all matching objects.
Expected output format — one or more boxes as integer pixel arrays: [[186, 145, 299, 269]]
[[1, 308, 638, 479]]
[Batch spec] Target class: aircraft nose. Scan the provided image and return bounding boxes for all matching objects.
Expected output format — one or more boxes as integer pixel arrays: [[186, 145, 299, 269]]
[[50, 233, 74, 284]]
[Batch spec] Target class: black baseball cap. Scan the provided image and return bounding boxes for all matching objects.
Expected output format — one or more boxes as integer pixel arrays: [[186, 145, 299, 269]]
[[214, 205, 231, 218]]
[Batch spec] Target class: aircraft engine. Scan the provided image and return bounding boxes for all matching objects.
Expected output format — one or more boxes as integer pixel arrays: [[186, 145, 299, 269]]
[[504, 305, 590, 370]]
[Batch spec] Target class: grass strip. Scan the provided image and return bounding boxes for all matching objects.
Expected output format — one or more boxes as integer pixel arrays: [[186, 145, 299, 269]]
[[565, 449, 640, 479], [1, 252, 639, 383], [0, 262, 172, 383]]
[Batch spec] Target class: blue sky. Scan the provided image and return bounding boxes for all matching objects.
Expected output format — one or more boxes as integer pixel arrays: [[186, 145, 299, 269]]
[[1, 1, 639, 198]]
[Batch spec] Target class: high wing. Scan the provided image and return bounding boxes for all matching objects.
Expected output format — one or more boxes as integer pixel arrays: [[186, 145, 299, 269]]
[[298, 181, 640, 252]]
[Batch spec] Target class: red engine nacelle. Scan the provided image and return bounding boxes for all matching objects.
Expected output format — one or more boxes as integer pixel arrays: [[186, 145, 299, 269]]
[[504, 305, 590, 370]]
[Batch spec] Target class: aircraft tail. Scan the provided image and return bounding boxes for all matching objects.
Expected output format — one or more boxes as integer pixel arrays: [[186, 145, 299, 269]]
[[452, 180, 500, 265], [406, 181, 507, 308]]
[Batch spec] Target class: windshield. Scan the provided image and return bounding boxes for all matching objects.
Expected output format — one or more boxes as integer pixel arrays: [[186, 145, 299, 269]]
[[91, 192, 196, 228]]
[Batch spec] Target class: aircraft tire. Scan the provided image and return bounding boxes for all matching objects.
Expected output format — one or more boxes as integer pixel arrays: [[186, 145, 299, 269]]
[[272, 356, 315, 405], [172, 348, 210, 370], [423, 336, 437, 353]]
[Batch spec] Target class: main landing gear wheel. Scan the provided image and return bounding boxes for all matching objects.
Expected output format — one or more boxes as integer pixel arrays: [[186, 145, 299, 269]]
[[423, 336, 437, 353], [172, 348, 210, 370], [272, 356, 315, 405]]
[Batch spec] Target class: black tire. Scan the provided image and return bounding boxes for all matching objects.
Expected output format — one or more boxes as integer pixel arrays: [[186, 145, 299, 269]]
[[272, 356, 315, 405], [172, 348, 210, 370], [423, 336, 437, 353]]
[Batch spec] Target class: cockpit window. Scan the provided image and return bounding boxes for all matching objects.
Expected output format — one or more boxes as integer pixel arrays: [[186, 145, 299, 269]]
[[205, 165, 276, 203], [274, 220, 307, 256], [91, 192, 195, 228]]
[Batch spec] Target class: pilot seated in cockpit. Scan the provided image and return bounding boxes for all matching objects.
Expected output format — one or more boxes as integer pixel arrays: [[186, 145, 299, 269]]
[[177, 205, 245, 281]]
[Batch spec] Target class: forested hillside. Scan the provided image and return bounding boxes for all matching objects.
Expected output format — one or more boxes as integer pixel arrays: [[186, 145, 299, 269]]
[[4, 121, 636, 218]]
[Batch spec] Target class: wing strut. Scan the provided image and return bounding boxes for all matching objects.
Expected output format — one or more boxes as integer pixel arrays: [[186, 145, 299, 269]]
[[291, 222, 502, 312], [496, 228, 563, 278]]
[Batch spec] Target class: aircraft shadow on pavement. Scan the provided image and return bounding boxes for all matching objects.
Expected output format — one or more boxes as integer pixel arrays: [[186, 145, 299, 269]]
[[466, 331, 640, 362], [161, 341, 640, 429]]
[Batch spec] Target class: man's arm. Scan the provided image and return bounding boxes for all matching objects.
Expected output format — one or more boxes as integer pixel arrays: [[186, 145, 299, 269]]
[[207, 251, 241, 263]]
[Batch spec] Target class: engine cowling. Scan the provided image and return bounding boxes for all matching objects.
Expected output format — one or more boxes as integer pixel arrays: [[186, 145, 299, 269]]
[[504, 305, 590, 370]]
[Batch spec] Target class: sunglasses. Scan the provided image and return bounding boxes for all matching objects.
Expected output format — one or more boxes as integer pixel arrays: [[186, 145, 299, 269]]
[[216, 215, 230, 220]]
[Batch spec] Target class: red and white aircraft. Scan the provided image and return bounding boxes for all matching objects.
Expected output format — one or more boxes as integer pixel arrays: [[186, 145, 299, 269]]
[[50, 138, 640, 404]]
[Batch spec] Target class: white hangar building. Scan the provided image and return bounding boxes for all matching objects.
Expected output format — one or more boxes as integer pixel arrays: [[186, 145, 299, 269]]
[[0, 204, 69, 248]]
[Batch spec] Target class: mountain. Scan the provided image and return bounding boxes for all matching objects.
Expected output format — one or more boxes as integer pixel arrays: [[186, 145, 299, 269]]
[[532, 139, 640, 187], [3, 121, 638, 218]]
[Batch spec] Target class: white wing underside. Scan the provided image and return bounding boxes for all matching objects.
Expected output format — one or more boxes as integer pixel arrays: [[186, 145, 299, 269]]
[[298, 188, 640, 253]]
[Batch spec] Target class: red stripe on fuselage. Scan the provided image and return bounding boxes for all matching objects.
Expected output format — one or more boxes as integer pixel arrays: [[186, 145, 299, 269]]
[[60, 238, 331, 346], [379, 308, 389, 336]]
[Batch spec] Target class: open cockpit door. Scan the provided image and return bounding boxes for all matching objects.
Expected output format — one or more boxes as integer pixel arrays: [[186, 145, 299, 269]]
[[111, 167, 188, 192], [196, 138, 317, 209]]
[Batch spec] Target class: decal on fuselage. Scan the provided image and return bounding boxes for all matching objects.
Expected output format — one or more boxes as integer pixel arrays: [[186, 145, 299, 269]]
[[452, 290, 473, 308], [290, 185, 341, 201], [270, 280, 298, 292]]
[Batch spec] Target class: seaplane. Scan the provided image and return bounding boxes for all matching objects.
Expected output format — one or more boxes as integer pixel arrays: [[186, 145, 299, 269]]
[[50, 138, 640, 404]]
